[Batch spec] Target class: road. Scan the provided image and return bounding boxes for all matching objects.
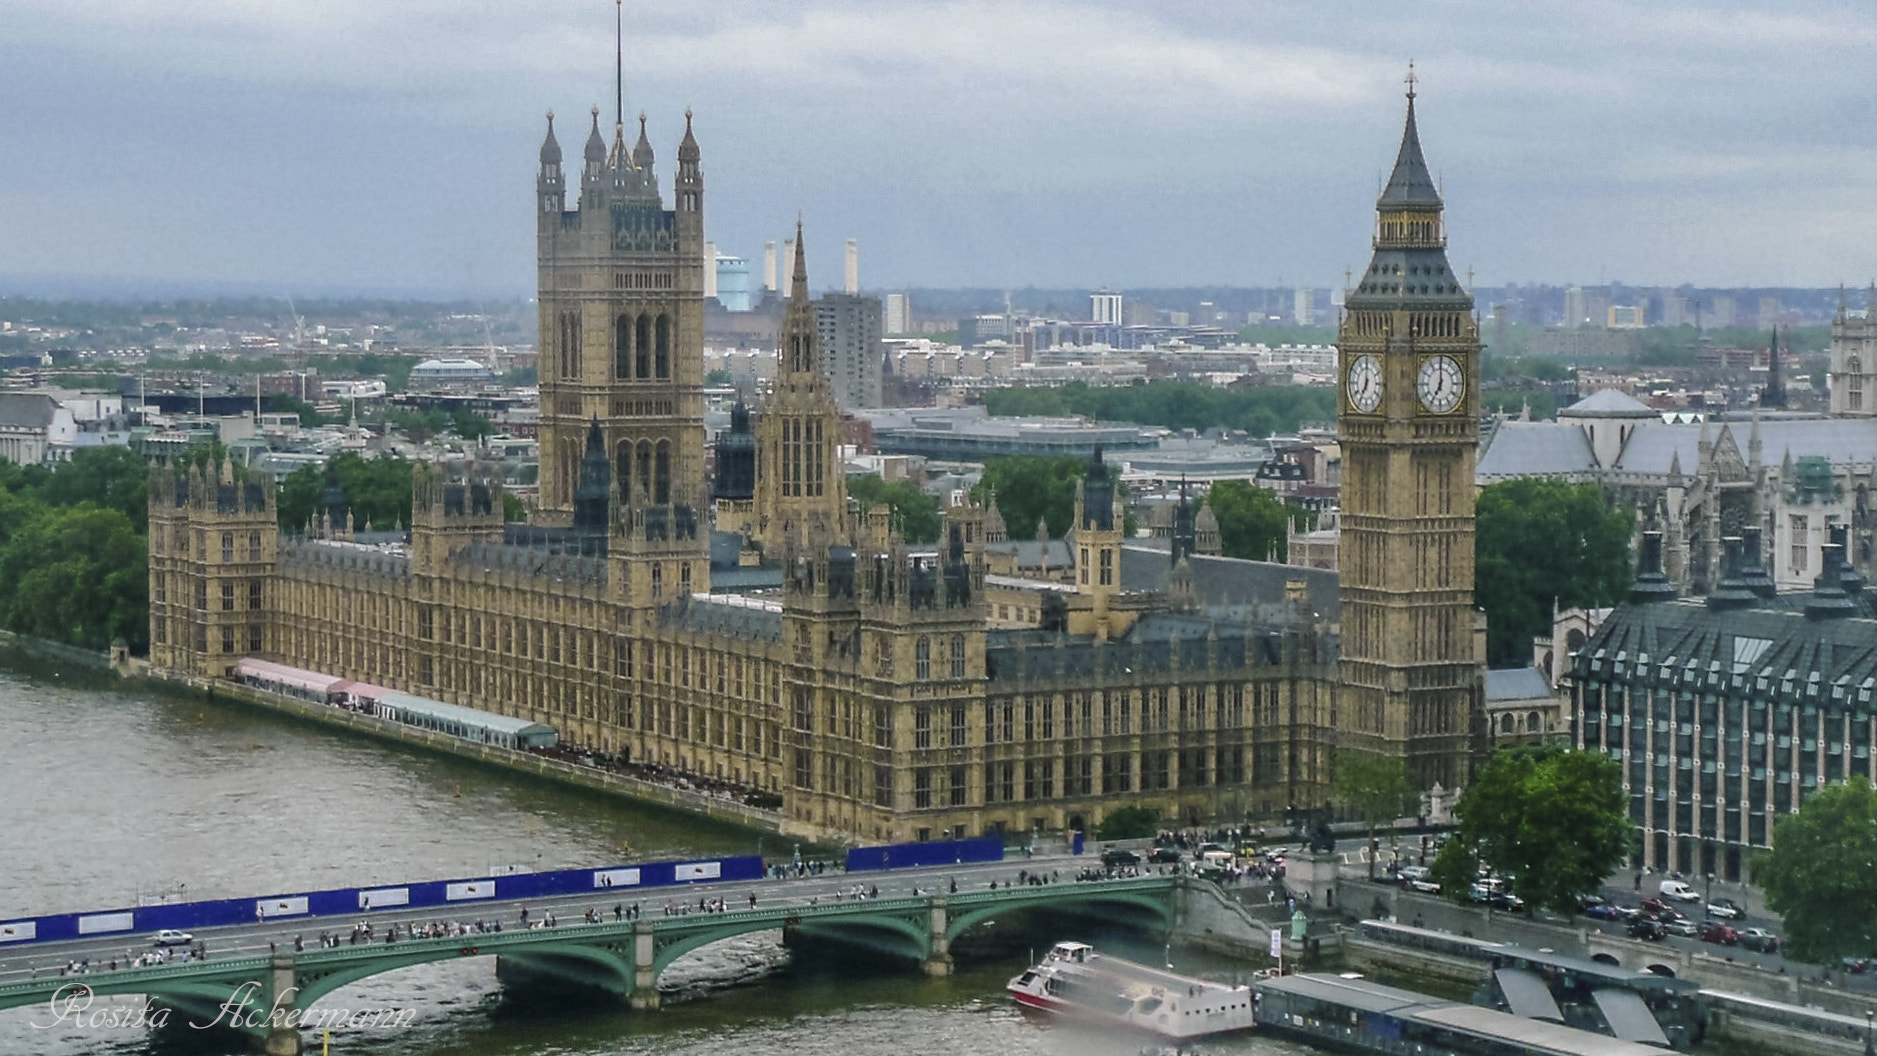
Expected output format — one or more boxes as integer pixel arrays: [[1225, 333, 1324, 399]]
[[0, 850, 1120, 983]]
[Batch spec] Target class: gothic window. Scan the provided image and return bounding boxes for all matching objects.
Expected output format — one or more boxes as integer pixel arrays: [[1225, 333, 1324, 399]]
[[221, 582, 235, 611], [915, 636, 930, 679], [655, 314, 671, 379], [221, 532, 234, 562], [950, 705, 967, 747], [654, 441, 671, 504], [949, 764, 968, 806], [249, 579, 263, 610], [615, 314, 632, 379], [616, 441, 632, 500], [651, 562, 663, 600], [1099, 548, 1113, 586], [1791, 515, 1809, 573], [914, 706, 932, 749], [221, 626, 236, 654], [949, 635, 966, 679], [248, 532, 262, 561], [680, 563, 692, 595], [635, 315, 651, 378], [636, 441, 653, 500]]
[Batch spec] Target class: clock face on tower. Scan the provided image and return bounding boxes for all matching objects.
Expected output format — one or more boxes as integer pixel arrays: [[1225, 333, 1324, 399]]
[[1346, 354, 1382, 413], [1416, 355, 1464, 414]]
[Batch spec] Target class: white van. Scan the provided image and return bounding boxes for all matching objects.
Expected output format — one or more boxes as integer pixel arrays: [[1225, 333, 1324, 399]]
[[1658, 879, 1702, 903]]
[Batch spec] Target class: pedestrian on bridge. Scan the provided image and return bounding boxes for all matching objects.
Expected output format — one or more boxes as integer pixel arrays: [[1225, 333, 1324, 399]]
[[749, 892, 757, 909]]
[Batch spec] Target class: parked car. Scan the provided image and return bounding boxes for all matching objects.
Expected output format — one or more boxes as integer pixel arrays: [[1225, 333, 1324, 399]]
[[1705, 897, 1745, 920], [1662, 918, 1699, 937], [1638, 896, 1673, 917], [1408, 878, 1442, 894], [1699, 922, 1739, 946], [1100, 848, 1141, 868], [1658, 879, 1703, 903], [1583, 901, 1622, 921], [1628, 918, 1668, 941], [152, 929, 193, 947], [1610, 904, 1643, 922], [1842, 957, 1870, 974], [1396, 865, 1432, 885], [1738, 928, 1780, 954]]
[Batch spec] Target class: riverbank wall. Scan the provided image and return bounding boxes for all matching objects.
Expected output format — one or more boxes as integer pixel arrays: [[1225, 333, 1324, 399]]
[[151, 672, 797, 841]]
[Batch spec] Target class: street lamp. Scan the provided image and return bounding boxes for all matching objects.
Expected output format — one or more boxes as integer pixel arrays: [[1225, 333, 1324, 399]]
[[1863, 1009, 1873, 1056], [1705, 872, 1714, 903]]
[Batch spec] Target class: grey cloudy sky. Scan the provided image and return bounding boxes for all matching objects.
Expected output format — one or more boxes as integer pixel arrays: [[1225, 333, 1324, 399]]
[[2, 0, 1874, 299]]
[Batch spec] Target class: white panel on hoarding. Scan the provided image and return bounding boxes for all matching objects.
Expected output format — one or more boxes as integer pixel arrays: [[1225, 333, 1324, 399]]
[[446, 881, 496, 901], [258, 897, 309, 918], [593, 869, 642, 889], [673, 862, 722, 881], [0, 921, 37, 943], [78, 912, 134, 935], [358, 887, 410, 910]]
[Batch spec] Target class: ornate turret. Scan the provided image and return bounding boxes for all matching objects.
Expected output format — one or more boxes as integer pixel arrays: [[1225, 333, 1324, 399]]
[[752, 222, 849, 554], [1762, 327, 1787, 409], [573, 417, 611, 550], [583, 107, 606, 177], [632, 112, 655, 170]]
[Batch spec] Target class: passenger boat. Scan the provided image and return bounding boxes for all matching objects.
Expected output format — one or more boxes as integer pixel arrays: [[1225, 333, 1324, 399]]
[[1006, 941, 1256, 1040]]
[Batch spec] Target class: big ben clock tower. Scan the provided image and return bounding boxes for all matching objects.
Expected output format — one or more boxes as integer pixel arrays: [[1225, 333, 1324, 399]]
[[1337, 71, 1481, 790]]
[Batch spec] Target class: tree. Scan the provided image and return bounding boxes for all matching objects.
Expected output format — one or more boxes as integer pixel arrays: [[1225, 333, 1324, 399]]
[[1205, 480, 1311, 562], [1097, 805, 1159, 841], [34, 447, 150, 528], [1752, 777, 1877, 965], [501, 493, 528, 522], [846, 473, 942, 544], [0, 503, 148, 651], [1334, 750, 1412, 879], [972, 456, 1089, 540], [1475, 479, 1632, 666], [1428, 747, 1628, 915], [277, 453, 414, 532]]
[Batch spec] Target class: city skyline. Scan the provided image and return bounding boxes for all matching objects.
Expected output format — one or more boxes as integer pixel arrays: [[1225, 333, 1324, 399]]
[[4, 1, 1876, 298]]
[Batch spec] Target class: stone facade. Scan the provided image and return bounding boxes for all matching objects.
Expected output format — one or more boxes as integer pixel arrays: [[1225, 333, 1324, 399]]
[[148, 81, 1483, 845]]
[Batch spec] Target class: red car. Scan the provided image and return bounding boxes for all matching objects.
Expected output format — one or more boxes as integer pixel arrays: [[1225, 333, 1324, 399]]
[[1699, 922, 1739, 946]]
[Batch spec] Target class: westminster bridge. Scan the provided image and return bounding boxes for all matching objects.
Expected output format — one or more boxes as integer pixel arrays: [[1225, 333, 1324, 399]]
[[0, 860, 1187, 1055]]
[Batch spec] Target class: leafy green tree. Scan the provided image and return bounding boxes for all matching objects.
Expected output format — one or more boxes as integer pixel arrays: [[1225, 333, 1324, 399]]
[[1333, 749, 1412, 879], [978, 381, 1336, 439], [1752, 777, 1877, 965], [34, 447, 150, 528], [449, 408, 495, 443], [501, 493, 528, 522], [1476, 479, 1632, 666], [1097, 805, 1159, 841], [0, 503, 148, 651], [704, 368, 734, 386], [277, 452, 414, 533], [1428, 747, 1628, 915], [846, 473, 942, 544], [1205, 481, 1311, 562], [267, 395, 326, 427], [972, 456, 1089, 540]]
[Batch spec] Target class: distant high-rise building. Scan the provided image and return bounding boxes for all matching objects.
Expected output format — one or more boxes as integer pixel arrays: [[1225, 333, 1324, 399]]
[[1710, 295, 1737, 328], [715, 255, 752, 312], [884, 292, 911, 335], [1607, 305, 1644, 329], [1759, 296, 1782, 328], [763, 241, 778, 293], [815, 292, 883, 409], [1659, 293, 1690, 328], [1294, 287, 1314, 326], [703, 241, 719, 300], [1091, 289, 1122, 325], [1563, 285, 1588, 328], [844, 239, 859, 294], [782, 238, 797, 297]]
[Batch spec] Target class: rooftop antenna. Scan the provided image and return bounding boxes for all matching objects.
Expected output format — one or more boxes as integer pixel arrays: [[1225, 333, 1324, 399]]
[[615, 0, 624, 128]]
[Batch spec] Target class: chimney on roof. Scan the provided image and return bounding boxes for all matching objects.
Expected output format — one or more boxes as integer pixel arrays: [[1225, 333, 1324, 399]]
[[1829, 523, 1867, 604], [1739, 525, 1777, 599], [1806, 542, 1860, 621], [1705, 536, 1757, 611], [1628, 530, 1678, 604]]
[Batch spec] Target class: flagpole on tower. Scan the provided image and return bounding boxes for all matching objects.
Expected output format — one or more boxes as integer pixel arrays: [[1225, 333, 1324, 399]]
[[615, 0, 624, 128]]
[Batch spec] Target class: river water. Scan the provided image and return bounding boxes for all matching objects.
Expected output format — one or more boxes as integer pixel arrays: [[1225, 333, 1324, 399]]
[[0, 651, 1318, 1056]]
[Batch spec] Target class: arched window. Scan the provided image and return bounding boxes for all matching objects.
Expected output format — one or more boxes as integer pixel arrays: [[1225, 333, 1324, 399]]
[[655, 314, 671, 379], [950, 635, 966, 679], [636, 440, 653, 500], [616, 440, 633, 501], [615, 315, 632, 379], [654, 440, 671, 504], [915, 636, 931, 680], [651, 562, 663, 600], [635, 315, 651, 378], [1527, 712, 1541, 733], [1500, 713, 1514, 734]]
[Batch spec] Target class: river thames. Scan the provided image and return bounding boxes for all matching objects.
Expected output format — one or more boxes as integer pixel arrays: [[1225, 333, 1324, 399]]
[[0, 652, 1320, 1056]]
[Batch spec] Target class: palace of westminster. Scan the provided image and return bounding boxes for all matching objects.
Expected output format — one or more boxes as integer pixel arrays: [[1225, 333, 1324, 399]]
[[147, 69, 1489, 844]]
